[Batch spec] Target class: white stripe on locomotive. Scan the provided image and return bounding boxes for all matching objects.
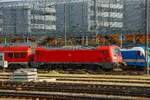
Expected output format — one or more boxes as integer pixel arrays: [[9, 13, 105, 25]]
[[124, 59, 145, 62]]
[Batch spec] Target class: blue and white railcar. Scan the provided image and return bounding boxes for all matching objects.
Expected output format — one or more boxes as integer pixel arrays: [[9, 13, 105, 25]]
[[121, 47, 150, 68]]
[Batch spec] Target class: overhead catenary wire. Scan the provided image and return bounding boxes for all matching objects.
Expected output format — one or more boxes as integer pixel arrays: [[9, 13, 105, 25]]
[[0, 0, 148, 46]]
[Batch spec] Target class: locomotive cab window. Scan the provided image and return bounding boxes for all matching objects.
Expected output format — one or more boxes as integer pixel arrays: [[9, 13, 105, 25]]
[[113, 48, 120, 55], [8, 53, 13, 58], [14, 53, 19, 58]]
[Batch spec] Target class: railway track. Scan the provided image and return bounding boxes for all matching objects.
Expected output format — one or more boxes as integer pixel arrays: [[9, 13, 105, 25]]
[[38, 74, 150, 84], [1, 73, 150, 84], [38, 73, 150, 80], [0, 90, 149, 100], [0, 67, 145, 75], [0, 80, 150, 97], [1, 72, 150, 86], [0, 73, 150, 99], [37, 69, 145, 75], [40, 77, 150, 84], [0, 72, 149, 79]]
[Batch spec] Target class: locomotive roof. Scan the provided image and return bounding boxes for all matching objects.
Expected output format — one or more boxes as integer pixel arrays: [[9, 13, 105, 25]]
[[0, 42, 32, 46], [121, 47, 145, 56], [37, 46, 97, 50], [36, 45, 118, 50], [0, 46, 31, 51]]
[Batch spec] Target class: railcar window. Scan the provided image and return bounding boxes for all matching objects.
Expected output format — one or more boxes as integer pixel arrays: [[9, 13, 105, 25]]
[[20, 52, 26, 58], [14, 53, 19, 58], [8, 53, 13, 58]]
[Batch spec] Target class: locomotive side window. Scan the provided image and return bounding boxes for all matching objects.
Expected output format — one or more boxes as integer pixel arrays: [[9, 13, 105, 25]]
[[8, 53, 13, 58], [101, 50, 107, 54], [20, 52, 26, 58], [14, 53, 19, 58]]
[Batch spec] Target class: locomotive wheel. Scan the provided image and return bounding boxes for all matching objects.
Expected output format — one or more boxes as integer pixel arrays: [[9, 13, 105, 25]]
[[120, 63, 127, 70]]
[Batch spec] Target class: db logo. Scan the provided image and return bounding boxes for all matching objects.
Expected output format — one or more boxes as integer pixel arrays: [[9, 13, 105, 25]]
[[68, 54, 72, 57]]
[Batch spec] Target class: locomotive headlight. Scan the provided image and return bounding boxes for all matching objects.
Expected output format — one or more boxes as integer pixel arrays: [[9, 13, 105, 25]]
[[113, 56, 117, 62], [113, 56, 117, 60]]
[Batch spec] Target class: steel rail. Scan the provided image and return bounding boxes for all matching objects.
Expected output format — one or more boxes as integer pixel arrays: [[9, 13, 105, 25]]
[[0, 90, 149, 100], [0, 81, 149, 97]]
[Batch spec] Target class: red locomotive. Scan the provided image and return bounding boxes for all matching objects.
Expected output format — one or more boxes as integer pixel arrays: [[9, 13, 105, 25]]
[[0, 45, 123, 70]]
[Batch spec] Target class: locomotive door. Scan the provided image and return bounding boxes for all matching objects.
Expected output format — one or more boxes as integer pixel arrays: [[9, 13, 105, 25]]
[[101, 50, 109, 62], [0, 53, 8, 68]]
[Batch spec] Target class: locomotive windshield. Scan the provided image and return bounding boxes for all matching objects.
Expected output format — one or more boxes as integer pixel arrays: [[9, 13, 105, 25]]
[[113, 48, 121, 55]]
